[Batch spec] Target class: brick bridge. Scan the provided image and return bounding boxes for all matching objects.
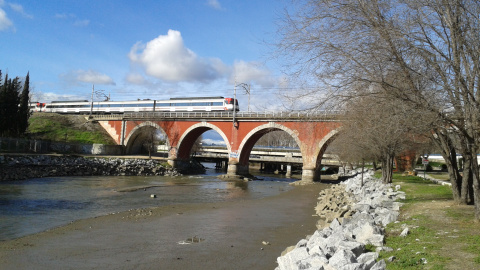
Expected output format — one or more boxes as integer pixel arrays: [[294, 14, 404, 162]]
[[92, 111, 341, 183]]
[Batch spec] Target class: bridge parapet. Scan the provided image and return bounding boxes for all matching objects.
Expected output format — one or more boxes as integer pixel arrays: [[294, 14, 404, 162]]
[[89, 111, 342, 121]]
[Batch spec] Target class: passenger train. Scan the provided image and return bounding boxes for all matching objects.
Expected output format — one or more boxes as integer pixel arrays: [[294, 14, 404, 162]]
[[30, 97, 239, 114]]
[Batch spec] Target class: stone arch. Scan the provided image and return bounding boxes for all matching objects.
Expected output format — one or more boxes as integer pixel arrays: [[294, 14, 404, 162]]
[[175, 122, 231, 160], [237, 122, 302, 168], [124, 121, 165, 154], [312, 128, 341, 176]]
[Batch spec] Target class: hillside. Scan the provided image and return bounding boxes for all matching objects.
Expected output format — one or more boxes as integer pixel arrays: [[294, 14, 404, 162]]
[[27, 113, 116, 145]]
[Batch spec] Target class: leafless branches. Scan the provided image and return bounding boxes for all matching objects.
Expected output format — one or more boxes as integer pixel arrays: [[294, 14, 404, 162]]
[[276, 0, 480, 219]]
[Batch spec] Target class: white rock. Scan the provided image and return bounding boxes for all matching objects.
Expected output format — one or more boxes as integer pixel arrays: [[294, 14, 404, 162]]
[[400, 227, 409, 237]]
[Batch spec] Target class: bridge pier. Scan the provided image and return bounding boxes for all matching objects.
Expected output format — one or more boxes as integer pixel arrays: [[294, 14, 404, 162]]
[[300, 167, 319, 183], [215, 160, 228, 170], [219, 161, 250, 180], [286, 164, 292, 178]]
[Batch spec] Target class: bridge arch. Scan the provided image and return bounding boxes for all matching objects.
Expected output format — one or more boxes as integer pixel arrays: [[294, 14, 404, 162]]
[[175, 122, 231, 160], [236, 122, 302, 175], [124, 121, 165, 154], [309, 128, 341, 180]]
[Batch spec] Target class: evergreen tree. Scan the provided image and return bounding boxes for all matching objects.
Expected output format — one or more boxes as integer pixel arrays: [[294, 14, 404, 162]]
[[0, 71, 23, 137], [0, 71, 5, 136], [18, 72, 30, 134]]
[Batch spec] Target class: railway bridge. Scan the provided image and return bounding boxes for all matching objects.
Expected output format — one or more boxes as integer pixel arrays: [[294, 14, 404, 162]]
[[91, 111, 341, 183]]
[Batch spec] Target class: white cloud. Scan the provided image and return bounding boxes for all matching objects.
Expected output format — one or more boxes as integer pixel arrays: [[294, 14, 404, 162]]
[[9, 3, 33, 19], [60, 69, 116, 85], [0, 8, 13, 31], [206, 0, 222, 10], [54, 12, 89, 27], [201, 138, 226, 146], [128, 30, 225, 83], [230, 60, 277, 88], [127, 30, 281, 96], [54, 13, 71, 19], [31, 92, 84, 103], [74, 19, 89, 27], [125, 73, 149, 85]]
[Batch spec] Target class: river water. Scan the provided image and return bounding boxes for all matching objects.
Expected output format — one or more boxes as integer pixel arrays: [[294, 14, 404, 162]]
[[0, 163, 295, 241]]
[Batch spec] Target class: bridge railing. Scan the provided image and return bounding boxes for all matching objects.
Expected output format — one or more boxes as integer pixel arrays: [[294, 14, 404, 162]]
[[90, 110, 342, 121]]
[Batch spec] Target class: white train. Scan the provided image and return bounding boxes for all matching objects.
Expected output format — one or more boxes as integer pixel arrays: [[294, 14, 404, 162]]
[[31, 97, 239, 114]]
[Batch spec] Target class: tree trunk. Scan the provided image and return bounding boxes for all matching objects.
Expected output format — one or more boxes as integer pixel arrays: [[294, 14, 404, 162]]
[[469, 152, 480, 221], [381, 154, 394, 184], [431, 132, 463, 203], [461, 154, 472, 205]]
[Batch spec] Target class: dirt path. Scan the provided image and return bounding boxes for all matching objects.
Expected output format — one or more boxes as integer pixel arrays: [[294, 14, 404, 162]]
[[396, 182, 479, 270]]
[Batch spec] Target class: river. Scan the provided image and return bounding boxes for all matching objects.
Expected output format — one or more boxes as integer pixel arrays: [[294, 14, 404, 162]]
[[0, 163, 295, 241]]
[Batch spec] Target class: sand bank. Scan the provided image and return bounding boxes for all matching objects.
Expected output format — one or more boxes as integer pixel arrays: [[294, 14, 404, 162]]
[[0, 182, 328, 270]]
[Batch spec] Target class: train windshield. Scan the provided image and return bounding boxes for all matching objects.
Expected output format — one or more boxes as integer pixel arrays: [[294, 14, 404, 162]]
[[225, 98, 238, 105]]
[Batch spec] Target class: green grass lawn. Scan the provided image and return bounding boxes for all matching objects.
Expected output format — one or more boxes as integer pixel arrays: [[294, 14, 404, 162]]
[[377, 173, 480, 269], [28, 113, 114, 144]]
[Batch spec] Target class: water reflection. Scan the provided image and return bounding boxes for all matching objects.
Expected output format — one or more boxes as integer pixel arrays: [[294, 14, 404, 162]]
[[0, 163, 294, 241]]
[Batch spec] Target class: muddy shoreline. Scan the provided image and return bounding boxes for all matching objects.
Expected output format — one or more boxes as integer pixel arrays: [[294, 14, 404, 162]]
[[0, 182, 328, 269]]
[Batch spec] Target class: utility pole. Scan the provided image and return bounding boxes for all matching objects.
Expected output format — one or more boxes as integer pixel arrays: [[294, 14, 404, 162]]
[[233, 81, 250, 126], [236, 82, 251, 112], [244, 84, 251, 112], [89, 84, 94, 118], [233, 82, 237, 128]]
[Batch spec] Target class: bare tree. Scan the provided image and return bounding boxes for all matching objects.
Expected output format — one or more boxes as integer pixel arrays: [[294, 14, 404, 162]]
[[332, 94, 428, 183], [190, 135, 203, 157], [277, 0, 480, 220], [142, 127, 157, 159], [255, 130, 297, 148]]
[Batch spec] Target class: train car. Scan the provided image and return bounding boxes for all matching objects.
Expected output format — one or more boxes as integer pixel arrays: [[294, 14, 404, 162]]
[[41, 97, 239, 114], [158, 97, 239, 112], [29, 102, 46, 112], [43, 100, 91, 114]]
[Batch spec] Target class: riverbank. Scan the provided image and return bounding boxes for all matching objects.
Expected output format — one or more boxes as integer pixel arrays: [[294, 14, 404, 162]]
[[0, 181, 327, 269], [276, 171, 480, 269], [275, 170, 405, 269], [0, 154, 196, 181], [377, 173, 480, 269]]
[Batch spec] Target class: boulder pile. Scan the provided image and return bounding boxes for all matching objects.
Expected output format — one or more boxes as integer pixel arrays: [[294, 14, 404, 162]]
[[0, 155, 181, 181], [276, 170, 405, 270]]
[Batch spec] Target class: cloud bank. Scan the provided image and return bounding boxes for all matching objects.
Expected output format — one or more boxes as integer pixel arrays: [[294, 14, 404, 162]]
[[60, 69, 116, 86], [206, 0, 222, 10], [0, 1, 33, 31], [0, 0, 13, 31], [129, 30, 225, 83], [128, 29, 278, 88]]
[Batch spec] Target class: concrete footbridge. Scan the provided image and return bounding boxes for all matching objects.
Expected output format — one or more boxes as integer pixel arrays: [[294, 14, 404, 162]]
[[193, 146, 341, 178], [90, 111, 342, 183]]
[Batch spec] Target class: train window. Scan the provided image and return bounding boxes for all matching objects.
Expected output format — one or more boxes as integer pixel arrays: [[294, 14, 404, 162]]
[[213, 102, 222, 106]]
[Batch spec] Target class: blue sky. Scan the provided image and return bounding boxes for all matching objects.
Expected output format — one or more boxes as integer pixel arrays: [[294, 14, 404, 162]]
[[1, 0, 291, 111]]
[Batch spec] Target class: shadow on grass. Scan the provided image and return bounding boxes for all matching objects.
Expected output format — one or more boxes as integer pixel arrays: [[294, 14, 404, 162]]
[[392, 173, 452, 203]]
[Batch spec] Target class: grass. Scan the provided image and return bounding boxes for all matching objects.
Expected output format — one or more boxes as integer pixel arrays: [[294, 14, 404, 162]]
[[27, 113, 114, 144], [425, 161, 444, 167], [160, 162, 172, 168], [375, 172, 480, 269]]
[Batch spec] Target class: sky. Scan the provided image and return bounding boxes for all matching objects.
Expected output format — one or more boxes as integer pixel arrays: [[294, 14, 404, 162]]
[[0, 0, 293, 111]]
